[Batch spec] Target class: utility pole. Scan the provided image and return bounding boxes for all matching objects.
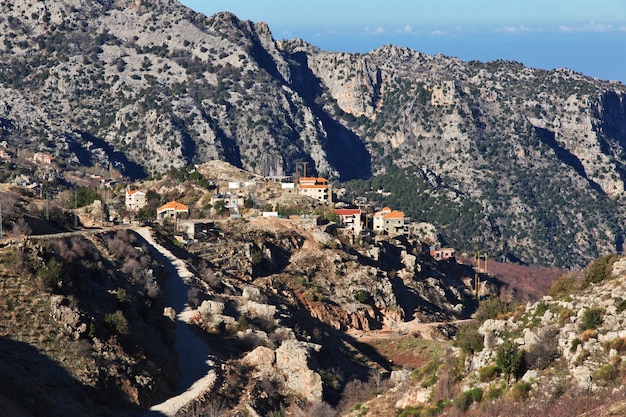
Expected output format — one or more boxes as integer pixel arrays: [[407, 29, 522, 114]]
[[45, 193, 49, 222], [74, 190, 78, 228]]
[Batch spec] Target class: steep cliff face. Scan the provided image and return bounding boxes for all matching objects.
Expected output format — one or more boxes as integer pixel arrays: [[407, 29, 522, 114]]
[[1, 0, 626, 266]]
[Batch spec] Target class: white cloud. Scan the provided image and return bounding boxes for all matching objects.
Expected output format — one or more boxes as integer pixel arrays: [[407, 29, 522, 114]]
[[402, 25, 413, 33], [430, 29, 448, 36], [364, 26, 387, 35], [499, 24, 534, 34], [559, 21, 615, 33]]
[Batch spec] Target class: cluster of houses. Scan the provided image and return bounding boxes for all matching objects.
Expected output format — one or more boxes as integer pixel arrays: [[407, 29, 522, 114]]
[[124, 173, 453, 260]]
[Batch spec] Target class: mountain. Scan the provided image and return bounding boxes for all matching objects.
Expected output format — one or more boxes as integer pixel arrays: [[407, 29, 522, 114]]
[[1, 0, 626, 267]]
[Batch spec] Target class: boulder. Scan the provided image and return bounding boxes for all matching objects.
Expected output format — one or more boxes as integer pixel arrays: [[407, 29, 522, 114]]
[[275, 340, 323, 402], [242, 346, 275, 374], [50, 295, 87, 340], [198, 300, 225, 316]]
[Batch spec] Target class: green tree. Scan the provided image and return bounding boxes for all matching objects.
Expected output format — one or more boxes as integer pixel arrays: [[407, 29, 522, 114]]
[[213, 199, 227, 215], [496, 340, 524, 384]]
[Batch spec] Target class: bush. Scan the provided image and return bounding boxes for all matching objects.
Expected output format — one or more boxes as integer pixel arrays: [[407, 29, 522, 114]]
[[485, 384, 503, 400], [37, 258, 66, 291], [580, 308, 604, 331], [453, 387, 483, 411], [496, 340, 525, 383], [570, 338, 582, 352], [548, 272, 580, 298], [478, 364, 500, 382], [474, 297, 514, 323], [592, 364, 619, 385], [581, 254, 620, 289], [454, 321, 484, 354], [510, 381, 531, 400], [396, 405, 422, 417], [526, 326, 560, 369], [104, 310, 129, 335], [354, 289, 370, 303], [609, 337, 626, 352]]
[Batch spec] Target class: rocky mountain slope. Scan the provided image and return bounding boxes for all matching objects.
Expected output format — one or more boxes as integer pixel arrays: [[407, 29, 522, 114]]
[[0, 181, 487, 416], [1, 0, 625, 267]]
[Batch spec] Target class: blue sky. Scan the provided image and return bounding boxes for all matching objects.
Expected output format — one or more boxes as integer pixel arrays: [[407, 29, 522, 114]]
[[180, 0, 626, 83]]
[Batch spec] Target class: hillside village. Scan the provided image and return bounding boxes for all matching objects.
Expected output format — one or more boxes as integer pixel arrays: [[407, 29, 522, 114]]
[[118, 161, 419, 245], [1, 1, 626, 415]]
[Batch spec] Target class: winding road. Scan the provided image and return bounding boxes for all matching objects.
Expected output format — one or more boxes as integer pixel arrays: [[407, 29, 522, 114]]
[[134, 227, 216, 417]]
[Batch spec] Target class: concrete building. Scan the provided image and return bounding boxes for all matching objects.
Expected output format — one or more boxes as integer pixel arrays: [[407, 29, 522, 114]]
[[430, 247, 456, 261], [125, 190, 146, 211], [373, 207, 409, 236], [157, 201, 188, 220], [334, 208, 362, 235]]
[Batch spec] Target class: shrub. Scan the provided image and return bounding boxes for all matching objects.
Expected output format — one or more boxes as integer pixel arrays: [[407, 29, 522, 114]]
[[548, 272, 580, 298], [454, 321, 483, 354], [474, 297, 514, 323], [485, 385, 503, 400], [510, 381, 532, 400], [235, 315, 249, 332], [478, 364, 500, 382], [453, 387, 483, 411], [593, 364, 619, 385], [609, 337, 626, 352], [397, 406, 422, 417], [581, 254, 620, 289], [104, 310, 129, 335], [354, 289, 370, 303], [37, 258, 66, 291], [580, 329, 597, 342], [580, 307, 604, 331], [526, 326, 560, 369], [570, 338, 582, 352], [496, 340, 525, 383], [617, 299, 626, 314]]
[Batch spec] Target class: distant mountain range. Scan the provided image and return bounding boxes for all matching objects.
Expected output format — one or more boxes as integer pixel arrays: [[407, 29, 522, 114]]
[[1, 0, 626, 267]]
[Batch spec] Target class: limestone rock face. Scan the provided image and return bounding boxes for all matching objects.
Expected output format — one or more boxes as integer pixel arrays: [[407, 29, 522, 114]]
[[50, 295, 87, 340], [275, 340, 323, 402]]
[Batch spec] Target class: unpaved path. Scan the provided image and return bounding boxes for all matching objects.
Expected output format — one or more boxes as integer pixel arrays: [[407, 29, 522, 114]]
[[347, 318, 470, 341], [134, 227, 215, 416]]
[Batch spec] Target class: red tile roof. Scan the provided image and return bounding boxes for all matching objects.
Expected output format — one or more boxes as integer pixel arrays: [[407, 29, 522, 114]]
[[157, 201, 188, 213], [334, 209, 361, 216], [384, 210, 405, 219]]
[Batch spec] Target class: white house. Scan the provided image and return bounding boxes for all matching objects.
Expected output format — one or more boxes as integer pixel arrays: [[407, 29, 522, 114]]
[[125, 190, 146, 211], [157, 201, 189, 220], [373, 207, 408, 236], [334, 208, 362, 235]]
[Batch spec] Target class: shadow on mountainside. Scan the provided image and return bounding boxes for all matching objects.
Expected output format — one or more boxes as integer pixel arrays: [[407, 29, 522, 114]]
[[132, 228, 215, 416], [285, 50, 372, 181], [0, 336, 138, 417], [70, 132, 147, 180]]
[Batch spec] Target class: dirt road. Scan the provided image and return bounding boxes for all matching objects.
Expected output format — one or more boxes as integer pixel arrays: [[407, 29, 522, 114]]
[[134, 227, 216, 417]]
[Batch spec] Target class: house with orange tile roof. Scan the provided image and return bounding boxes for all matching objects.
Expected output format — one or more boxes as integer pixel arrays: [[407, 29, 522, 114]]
[[157, 201, 188, 220], [125, 189, 146, 211], [280, 176, 333, 203], [373, 207, 409, 236], [334, 208, 362, 235], [297, 177, 332, 203]]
